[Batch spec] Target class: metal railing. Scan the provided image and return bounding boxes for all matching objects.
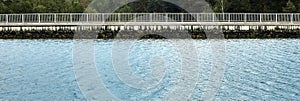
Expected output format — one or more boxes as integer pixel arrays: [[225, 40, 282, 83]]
[[1, 13, 300, 23]]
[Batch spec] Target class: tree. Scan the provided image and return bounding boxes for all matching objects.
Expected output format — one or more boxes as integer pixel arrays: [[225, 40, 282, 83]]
[[283, 0, 296, 12], [115, 5, 133, 13], [85, 7, 98, 13], [295, 0, 300, 12], [62, 0, 74, 13], [2, 0, 300, 14], [9, 0, 32, 13], [0, 2, 9, 13], [73, 1, 85, 13], [32, 5, 47, 13]]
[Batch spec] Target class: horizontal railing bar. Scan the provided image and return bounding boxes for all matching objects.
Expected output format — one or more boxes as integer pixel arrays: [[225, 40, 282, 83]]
[[1, 13, 300, 23], [2, 13, 300, 15]]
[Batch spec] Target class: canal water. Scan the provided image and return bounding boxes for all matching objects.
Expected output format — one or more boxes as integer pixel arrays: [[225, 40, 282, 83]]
[[0, 39, 299, 100]]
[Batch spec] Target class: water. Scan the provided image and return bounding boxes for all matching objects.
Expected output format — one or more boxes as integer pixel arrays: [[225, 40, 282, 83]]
[[0, 39, 299, 100]]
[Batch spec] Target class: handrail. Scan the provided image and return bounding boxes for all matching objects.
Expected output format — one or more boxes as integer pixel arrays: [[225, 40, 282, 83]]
[[0, 13, 300, 23]]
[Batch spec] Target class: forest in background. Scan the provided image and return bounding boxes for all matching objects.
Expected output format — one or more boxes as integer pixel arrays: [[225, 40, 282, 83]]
[[0, 0, 299, 13], [206, 0, 299, 13], [0, 0, 90, 13]]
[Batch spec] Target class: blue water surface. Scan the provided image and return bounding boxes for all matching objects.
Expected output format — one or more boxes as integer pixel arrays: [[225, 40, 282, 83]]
[[0, 39, 299, 100]]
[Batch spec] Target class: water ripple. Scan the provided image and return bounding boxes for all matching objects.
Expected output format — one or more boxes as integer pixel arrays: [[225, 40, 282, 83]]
[[0, 39, 299, 100]]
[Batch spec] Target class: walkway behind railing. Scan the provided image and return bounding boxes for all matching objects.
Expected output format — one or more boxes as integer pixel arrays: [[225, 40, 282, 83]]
[[1, 13, 300, 25]]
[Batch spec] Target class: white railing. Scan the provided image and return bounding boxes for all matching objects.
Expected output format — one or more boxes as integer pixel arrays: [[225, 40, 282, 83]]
[[0, 13, 300, 23]]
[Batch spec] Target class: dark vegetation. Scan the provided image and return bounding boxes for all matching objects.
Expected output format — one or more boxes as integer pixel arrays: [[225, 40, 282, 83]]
[[206, 0, 299, 13], [0, 29, 74, 39], [0, 0, 90, 13], [1, 27, 299, 39]]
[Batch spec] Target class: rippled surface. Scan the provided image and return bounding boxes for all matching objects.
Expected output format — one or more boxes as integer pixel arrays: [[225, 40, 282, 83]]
[[0, 39, 299, 100]]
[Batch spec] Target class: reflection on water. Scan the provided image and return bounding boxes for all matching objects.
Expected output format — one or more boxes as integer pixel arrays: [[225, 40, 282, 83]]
[[0, 39, 299, 100]]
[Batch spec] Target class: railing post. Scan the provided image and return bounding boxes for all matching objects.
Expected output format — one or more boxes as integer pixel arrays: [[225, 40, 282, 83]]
[[134, 13, 137, 22], [244, 13, 247, 22], [118, 13, 121, 22], [22, 14, 24, 23], [197, 13, 199, 22], [166, 13, 168, 22], [150, 13, 152, 22], [276, 14, 278, 22], [291, 13, 293, 23], [102, 13, 105, 22], [212, 13, 215, 22], [228, 13, 231, 22], [6, 14, 8, 23], [260, 13, 262, 22], [222, 13, 224, 22], [54, 14, 57, 23], [86, 13, 89, 22], [38, 14, 41, 23], [181, 13, 184, 22], [70, 14, 72, 23]]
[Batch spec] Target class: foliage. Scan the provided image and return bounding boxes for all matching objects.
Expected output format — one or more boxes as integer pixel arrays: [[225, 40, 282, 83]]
[[206, 0, 299, 13], [32, 5, 47, 13], [111, 0, 188, 13], [0, 2, 10, 13], [0, 0, 87, 13], [283, 0, 296, 12], [1, 0, 300, 13], [115, 5, 133, 13], [85, 7, 98, 13]]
